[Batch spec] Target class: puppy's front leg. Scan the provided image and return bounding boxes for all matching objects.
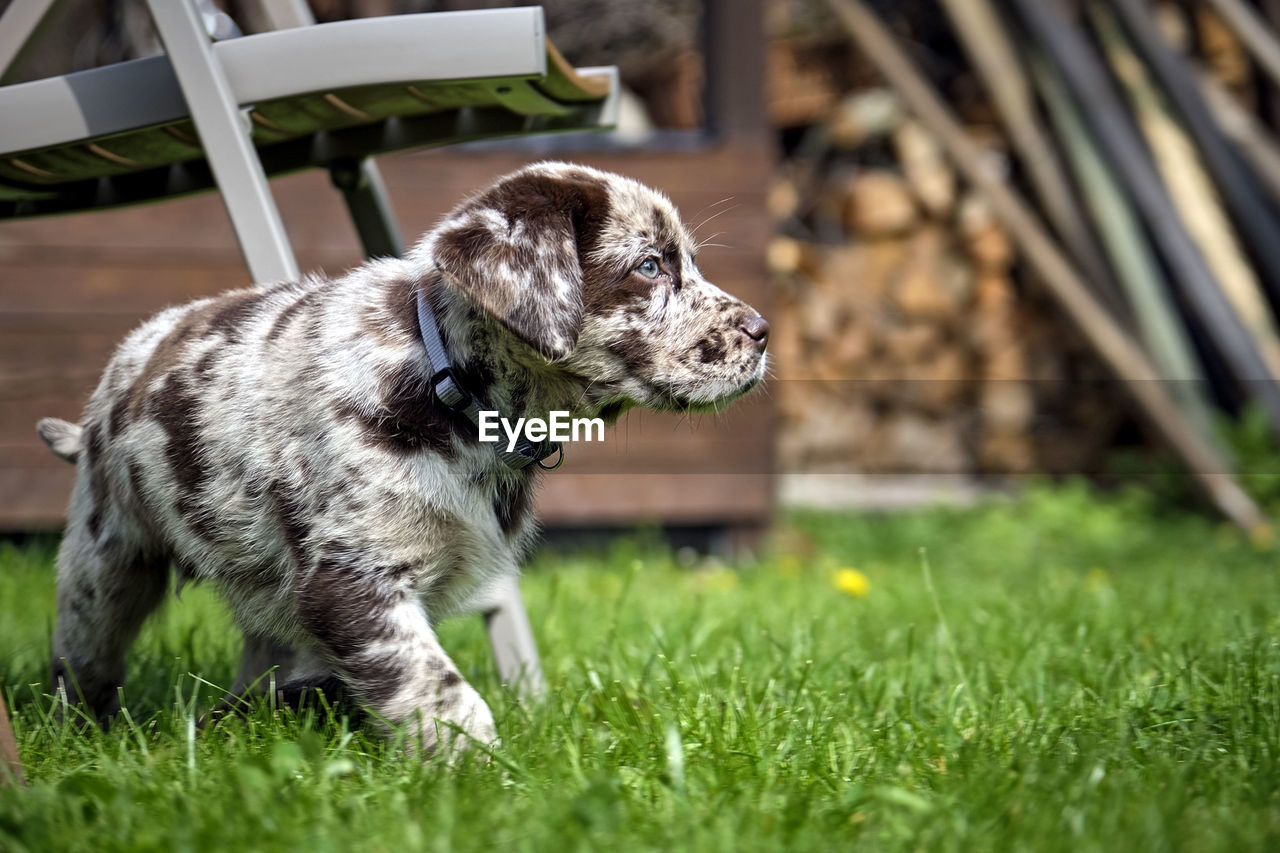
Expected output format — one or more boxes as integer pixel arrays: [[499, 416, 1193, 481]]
[[298, 560, 496, 753]]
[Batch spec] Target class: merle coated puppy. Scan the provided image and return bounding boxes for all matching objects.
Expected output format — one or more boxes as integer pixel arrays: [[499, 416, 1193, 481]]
[[37, 162, 769, 752]]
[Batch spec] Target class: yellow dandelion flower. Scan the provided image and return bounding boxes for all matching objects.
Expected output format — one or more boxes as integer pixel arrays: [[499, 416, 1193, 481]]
[[833, 568, 870, 598]]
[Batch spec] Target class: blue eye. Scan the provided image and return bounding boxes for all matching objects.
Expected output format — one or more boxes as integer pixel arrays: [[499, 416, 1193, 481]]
[[637, 258, 661, 279]]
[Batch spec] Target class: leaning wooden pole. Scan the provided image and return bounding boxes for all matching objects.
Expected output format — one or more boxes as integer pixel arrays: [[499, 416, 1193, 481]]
[[1030, 53, 1221, 447], [1091, 2, 1280, 381], [1110, 0, 1280, 316], [1198, 68, 1280, 205], [821, 0, 1268, 533], [936, 0, 1122, 313], [1010, 0, 1280, 435]]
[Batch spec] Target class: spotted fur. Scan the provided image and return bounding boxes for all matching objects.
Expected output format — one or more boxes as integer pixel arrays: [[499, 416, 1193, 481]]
[[38, 162, 769, 754]]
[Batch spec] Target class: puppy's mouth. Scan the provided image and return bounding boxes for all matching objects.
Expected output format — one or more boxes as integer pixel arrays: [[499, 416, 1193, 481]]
[[652, 356, 767, 412]]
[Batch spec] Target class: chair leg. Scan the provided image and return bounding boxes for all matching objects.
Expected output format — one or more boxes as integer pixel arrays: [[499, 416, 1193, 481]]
[[144, 0, 299, 285], [330, 158, 405, 258], [483, 575, 546, 699]]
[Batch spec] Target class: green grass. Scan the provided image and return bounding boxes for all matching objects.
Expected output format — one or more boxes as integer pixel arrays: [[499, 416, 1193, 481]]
[[3, 481, 1280, 851]]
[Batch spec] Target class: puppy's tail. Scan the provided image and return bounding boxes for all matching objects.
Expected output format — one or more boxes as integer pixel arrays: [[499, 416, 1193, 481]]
[[37, 418, 83, 464]]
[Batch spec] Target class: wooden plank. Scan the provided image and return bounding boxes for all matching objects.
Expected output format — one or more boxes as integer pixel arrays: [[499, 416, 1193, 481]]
[[0, 263, 241, 315], [0, 405, 772, 475], [0, 467, 75, 529], [535, 474, 773, 525], [0, 395, 87, 443], [0, 151, 772, 251], [2, 469, 776, 532], [0, 332, 125, 387]]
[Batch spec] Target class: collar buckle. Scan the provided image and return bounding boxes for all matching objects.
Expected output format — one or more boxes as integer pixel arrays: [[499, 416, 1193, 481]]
[[429, 367, 472, 413]]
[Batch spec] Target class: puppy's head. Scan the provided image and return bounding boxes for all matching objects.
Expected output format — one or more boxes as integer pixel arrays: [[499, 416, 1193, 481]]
[[421, 162, 768, 411]]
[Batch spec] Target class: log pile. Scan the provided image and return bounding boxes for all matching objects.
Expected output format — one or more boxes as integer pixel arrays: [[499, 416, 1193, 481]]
[[763, 0, 1280, 533], [769, 94, 1126, 477]]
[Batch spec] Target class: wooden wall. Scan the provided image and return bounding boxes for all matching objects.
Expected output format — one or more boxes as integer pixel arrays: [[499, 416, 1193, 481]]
[[0, 146, 775, 531]]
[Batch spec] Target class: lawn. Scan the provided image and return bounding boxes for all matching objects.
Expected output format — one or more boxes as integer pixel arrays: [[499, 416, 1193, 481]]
[[2, 482, 1279, 851]]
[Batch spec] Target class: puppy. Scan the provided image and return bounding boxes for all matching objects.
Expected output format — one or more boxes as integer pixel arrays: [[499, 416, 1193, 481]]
[[37, 162, 769, 751]]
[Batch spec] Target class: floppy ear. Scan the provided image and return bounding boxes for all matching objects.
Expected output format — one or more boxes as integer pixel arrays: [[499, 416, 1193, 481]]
[[428, 170, 608, 361]]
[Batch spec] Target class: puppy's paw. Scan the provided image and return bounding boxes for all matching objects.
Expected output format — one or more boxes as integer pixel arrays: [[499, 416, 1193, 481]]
[[427, 682, 498, 758]]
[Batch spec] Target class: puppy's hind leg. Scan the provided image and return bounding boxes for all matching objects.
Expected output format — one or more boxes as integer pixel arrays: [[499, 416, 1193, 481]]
[[52, 479, 168, 725], [204, 633, 316, 724], [230, 632, 298, 697]]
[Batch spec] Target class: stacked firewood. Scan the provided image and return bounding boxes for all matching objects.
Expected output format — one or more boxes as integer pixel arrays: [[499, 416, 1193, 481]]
[[765, 0, 1280, 534], [768, 92, 1124, 477]]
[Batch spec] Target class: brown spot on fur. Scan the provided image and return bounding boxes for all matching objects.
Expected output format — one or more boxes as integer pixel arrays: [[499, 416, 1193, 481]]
[[493, 475, 534, 536], [300, 549, 408, 658], [148, 371, 219, 539], [122, 303, 211, 423], [435, 169, 613, 357], [266, 480, 310, 565], [193, 349, 220, 378], [695, 331, 728, 364], [149, 372, 204, 483], [178, 498, 221, 542], [361, 275, 420, 347], [83, 423, 108, 540], [205, 289, 268, 341], [593, 269, 663, 312], [108, 399, 128, 439], [497, 170, 611, 261], [607, 337, 653, 373], [355, 654, 410, 704], [298, 549, 413, 701], [266, 284, 326, 343], [122, 287, 273, 426], [339, 362, 470, 457], [124, 460, 159, 525]]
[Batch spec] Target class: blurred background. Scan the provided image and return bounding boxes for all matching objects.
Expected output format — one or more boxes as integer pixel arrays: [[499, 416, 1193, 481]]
[[5, 0, 1280, 542]]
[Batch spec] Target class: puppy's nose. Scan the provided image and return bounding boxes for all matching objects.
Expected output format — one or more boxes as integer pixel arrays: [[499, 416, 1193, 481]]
[[740, 315, 770, 351]]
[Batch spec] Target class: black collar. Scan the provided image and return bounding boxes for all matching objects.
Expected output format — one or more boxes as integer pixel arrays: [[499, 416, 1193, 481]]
[[415, 286, 562, 470]]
